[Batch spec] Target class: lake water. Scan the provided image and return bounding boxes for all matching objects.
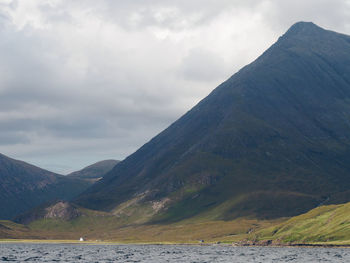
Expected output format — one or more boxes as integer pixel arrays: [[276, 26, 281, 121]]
[[0, 243, 349, 262]]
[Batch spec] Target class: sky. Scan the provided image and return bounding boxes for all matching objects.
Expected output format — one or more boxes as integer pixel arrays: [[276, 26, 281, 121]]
[[0, 0, 350, 174]]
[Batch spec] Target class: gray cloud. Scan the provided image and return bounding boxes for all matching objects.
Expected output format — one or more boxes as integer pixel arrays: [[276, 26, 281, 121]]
[[180, 48, 228, 82], [0, 0, 349, 173]]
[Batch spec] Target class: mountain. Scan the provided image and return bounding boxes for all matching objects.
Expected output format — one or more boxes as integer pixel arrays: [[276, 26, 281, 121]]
[[252, 202, 350, 245], [76, 22, 350, 223], [67, 160, 119, 181], [0, 153, 91, 219]]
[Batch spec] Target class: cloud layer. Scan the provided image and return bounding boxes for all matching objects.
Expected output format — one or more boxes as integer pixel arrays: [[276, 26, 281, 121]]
[[0, 0, 349, 173]]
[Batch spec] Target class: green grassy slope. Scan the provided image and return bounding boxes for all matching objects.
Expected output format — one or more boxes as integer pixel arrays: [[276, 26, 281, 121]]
[[252, 202, 350, 245], [4, 209, 281, 243], [6, 201, 350, 245], [0, 220, 35, 239], [7, 200, 350, 245], [3, 201, 282, 242]]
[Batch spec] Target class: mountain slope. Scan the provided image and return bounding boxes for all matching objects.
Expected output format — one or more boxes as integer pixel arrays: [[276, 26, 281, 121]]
[[0, 153, 91, 219], [67, 160, 119, 180], [9, 200, 281, 243], [76, 22, 350, 222], [253, 202, 350, 245]]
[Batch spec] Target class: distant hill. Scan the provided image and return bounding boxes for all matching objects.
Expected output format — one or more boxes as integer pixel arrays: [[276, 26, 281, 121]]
[[76, 22, 350, 223], [67, 160, 119, 180], [0, 153, 91, 219]]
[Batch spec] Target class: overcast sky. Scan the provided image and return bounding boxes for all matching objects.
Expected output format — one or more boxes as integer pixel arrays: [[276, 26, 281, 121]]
[[0, 0, 350, 174]]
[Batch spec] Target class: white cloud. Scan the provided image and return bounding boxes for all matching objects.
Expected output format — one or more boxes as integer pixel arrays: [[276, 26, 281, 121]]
[[0, 0, 349, 173]]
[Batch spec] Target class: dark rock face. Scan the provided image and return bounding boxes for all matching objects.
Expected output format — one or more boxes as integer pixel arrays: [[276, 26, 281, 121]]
[[76, 22, 350, 221], [0, 153, 91, 220]]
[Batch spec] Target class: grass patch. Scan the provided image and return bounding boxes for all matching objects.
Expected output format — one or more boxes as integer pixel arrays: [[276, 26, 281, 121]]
[[252, 202, 350, 245]]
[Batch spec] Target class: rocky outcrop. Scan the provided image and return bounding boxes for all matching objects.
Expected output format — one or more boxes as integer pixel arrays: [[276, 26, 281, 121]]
[[44, 201, 81, 220], [15, 201, 81, 225], [232, 239, 283, 247]]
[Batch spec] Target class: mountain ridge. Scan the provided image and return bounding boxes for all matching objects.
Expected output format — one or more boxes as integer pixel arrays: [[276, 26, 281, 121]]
[[73, 21, 350, 222], [3, 22, 350, 245], [0, 153, 92, 219], [67, 159, 119, 181]]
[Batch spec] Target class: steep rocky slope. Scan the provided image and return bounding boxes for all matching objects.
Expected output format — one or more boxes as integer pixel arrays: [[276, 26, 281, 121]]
[[76, 22, 350, 223]]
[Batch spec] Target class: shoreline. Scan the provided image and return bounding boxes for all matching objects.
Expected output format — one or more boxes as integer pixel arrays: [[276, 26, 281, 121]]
[[1, 239, 350, 248], [0, 239, 204, 246]]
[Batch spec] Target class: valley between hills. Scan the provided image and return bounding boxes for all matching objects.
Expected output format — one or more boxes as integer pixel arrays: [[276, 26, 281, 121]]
[[2, 201, 350, 246], [2, 21, 350, 246]]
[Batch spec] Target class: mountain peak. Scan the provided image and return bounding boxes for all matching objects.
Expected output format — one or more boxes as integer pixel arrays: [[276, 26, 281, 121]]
[[282, 21, 325, 39], [290, 21, 320, 30], [266, 21, 345, 56]]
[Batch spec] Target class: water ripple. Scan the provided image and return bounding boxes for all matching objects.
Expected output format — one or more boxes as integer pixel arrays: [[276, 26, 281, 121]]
[[0, 243, 349, 262]]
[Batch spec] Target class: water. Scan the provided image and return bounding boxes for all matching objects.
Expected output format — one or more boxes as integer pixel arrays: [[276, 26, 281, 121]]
[[0, 243, 349, 262]]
